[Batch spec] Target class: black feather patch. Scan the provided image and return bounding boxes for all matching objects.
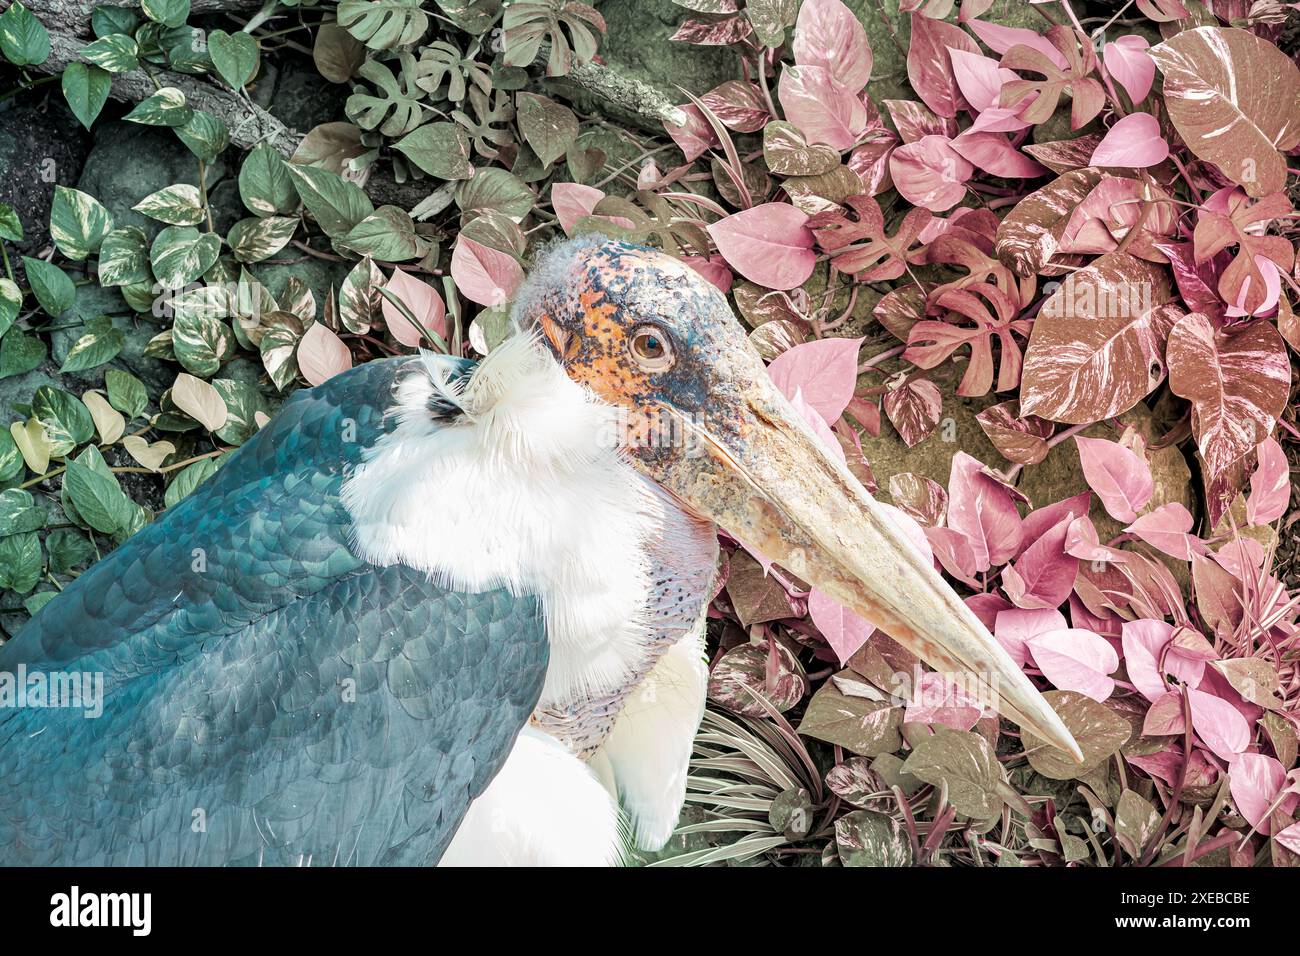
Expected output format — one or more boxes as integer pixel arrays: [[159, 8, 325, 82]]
[[421, 356, 479, 422]]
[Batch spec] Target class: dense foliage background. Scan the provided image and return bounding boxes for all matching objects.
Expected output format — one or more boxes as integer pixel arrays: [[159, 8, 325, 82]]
[[0, 0, 1298, 866]]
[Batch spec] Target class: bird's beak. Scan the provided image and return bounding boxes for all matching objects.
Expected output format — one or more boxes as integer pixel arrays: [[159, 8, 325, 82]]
[[651, 369, 1083, 762]]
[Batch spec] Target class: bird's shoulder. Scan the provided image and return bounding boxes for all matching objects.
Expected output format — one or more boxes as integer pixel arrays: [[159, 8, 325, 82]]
[[1, 355, 477, 675]]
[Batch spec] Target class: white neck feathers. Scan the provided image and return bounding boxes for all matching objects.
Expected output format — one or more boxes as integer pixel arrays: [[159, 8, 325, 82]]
[[341, 337, 659, 706]]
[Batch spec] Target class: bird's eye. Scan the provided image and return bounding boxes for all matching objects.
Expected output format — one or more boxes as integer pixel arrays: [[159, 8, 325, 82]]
[[629, 324, 675, 371]]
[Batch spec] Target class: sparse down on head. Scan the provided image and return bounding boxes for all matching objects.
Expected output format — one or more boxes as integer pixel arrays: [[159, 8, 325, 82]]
[[512, 236, 1083, 762]]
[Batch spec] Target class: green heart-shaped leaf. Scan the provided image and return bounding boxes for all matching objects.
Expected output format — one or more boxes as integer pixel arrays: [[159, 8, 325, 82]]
[[208, 29, 258, 89]]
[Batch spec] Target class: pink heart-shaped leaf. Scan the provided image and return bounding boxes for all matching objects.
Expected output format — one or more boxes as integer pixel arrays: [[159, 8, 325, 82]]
[[682, 254, 734, 293], [1019, 491, 1093, 550], [903, 672, 987, 730], [1143, 692, 1187, 736], [1121, 618, 1176, 702], [966, 19, 1069, 70], [949, 130, 1046, 178], [1025, 627, 1119, 701], [926, 526, 981, 587], [1103, 35, 1156, 103], [948, 48, 1017, 113], [777, 64, 868, 150], [1246, 436, 1290, 525], [1224, 255, 1281, 319], [994, 606, 1067, 668], [808, 588, 877, 663], [1063, 515, 1128, 564], [382, 268, 446, 347], [665, 104, 718, 162], [946, 451, 1022, 571], [551, 182, 605, 234], [1090, 112, 1169, 167], [1002, 515, 1079, 609], [550, 183, 636, 236], [907, 12, 980, 118], [1074, 435, 1154, 523], [1188, 687, 1251, 762], [297, 323, 352, 386], [1124, 503, 1206, 560], [451, 237, 525, 308], [792, 0, 872, 92], [767, 335, 864, 423], [707, 203, 816, 291], [889, 134, 973, 212], [1229, 753, 1298, 834]]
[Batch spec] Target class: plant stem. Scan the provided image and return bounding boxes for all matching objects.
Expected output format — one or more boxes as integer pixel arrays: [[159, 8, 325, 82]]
[[1159, 831, 1238, 867], [1139, 690, 1193, 865], [892, 785, 923, 861], [197, 160, 216, 234], [858, 344, 905, 373]]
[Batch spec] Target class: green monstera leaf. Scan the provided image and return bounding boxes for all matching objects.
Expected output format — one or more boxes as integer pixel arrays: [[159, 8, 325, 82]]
[[337, 0, 429, 51]]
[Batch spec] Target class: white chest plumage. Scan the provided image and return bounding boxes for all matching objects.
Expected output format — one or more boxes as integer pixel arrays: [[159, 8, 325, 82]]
[[341, 338, 714, 862]]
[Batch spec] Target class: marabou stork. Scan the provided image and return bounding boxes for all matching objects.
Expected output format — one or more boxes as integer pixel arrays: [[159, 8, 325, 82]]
[[0, 238, 1079, 866]]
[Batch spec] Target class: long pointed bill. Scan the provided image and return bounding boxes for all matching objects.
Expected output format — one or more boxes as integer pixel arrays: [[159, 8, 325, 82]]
[[654, 380, 1083, 763]]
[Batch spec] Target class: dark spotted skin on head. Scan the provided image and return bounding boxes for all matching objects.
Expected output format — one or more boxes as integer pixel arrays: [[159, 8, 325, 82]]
[[522, 240, 760, 471]]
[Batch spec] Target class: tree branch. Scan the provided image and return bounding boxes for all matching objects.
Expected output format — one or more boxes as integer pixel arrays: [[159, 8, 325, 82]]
[[550, 59, 688, 131], [8, 0, 268, 35], [43, 29, 301, 154], [4, 8, 433, 207], [3, 0, 687, 212]]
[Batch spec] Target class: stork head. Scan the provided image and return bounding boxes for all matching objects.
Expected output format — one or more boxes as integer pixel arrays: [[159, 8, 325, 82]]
[[513, 237, 1081, 761]]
